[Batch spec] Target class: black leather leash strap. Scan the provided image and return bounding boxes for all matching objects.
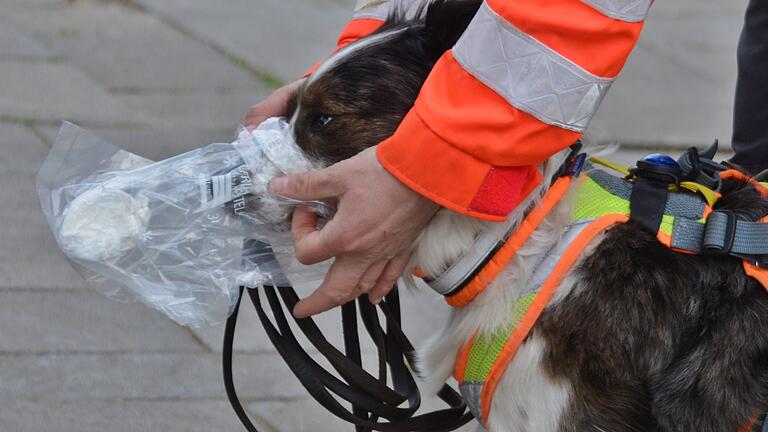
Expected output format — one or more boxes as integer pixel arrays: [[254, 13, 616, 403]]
[[341, 300, 370, 432], [223, 288, 257, 432], [223, 285, 474, 432]]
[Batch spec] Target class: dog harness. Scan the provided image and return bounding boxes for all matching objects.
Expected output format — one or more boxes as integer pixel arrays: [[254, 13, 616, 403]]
[[425, 150, 768, 426]]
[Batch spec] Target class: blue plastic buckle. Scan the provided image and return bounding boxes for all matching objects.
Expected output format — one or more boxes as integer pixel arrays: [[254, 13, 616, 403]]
[[566, 153, 587, 177]]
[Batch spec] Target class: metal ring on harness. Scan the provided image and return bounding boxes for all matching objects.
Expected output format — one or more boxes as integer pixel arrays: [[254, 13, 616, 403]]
[[223, 284, 474, 432]]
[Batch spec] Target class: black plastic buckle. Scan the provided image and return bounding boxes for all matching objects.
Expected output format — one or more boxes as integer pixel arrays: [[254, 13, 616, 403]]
[[678, 145, 725, 191], [753, 255, 768, 270], [553, 141, 584, 181], [704, 210, 738, 255]]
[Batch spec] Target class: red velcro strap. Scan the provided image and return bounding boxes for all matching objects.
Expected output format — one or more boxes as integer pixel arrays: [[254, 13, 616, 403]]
[[469, 166, 539, 216]]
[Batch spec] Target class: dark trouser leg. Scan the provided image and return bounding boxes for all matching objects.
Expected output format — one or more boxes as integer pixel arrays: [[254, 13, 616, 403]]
[[731, 0, 768, 175]]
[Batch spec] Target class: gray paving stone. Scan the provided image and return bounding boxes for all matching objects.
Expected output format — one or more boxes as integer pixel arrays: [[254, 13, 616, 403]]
[[2, 1, 174, 36], [0, 123, 96, 292], [0, 290, 203, 352], [0, 352, 306, 401], [0, 0, 64, 6], [0, 60, 146, 126], [641, 10, 745, 85], [135, 0, 352, 81], [0, 399, 251, 432], [248, 396, 480, 432], [0, 123, 50, 174], [587, 0, 748, 148], [38, 124, 237, 161], [2, 2, 264, 92], [53, 36, 263, 93], [0, 172, 90, 290], [0, 21, 52, 59], [659, 0, 749, 18], [114, 91, 270, 130], [588, 43, 735, 149], [247, 398, 356, 432], [0, 0, 63, 8], [321, 0, 359, 8]]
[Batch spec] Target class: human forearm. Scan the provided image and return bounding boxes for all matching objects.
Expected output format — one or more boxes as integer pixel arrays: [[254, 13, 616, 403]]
[[378, 0, 652, 220]]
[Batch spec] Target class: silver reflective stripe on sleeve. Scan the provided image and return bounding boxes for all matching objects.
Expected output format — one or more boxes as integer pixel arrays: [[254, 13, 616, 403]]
[[580, 0, 652, 23], [452, 2, 614, 132], [353, 0, 426, 21]]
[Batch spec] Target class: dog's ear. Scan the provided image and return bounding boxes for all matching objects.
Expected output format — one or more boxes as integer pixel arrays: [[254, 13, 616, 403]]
[[421, 0, 481, 61]]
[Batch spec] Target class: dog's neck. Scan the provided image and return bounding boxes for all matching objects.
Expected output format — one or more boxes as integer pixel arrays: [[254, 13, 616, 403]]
[[409, 149, 572, 284], [407, 148, 574, 398], [409, 209, 491, 280]]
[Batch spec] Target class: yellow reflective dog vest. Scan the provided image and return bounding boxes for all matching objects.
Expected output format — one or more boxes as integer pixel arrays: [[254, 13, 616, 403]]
[[438, 161, 768, 426]]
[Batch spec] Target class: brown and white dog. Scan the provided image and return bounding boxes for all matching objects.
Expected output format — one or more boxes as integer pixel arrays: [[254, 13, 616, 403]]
[[284, 1, 768, 430]]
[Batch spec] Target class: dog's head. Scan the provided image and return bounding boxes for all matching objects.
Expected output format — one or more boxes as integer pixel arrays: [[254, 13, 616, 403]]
[[276, 0, 545, 277], [287, 0, 481, 166]]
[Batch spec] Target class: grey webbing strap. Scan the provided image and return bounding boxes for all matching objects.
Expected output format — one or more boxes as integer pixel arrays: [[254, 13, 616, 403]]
[[670, 218, 706, 253], [427, 220, 513, 296], [671, 212, 768, 257], [703, 211, 768, 255]]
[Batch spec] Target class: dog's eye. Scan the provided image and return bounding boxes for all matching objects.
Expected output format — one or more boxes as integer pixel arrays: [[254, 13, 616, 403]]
[[312, 115, 334, 130]]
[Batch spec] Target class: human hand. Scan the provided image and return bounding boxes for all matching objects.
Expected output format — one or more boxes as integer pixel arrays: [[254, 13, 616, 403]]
[[244, 79, 304, 128], [270, 147, 439, 318]]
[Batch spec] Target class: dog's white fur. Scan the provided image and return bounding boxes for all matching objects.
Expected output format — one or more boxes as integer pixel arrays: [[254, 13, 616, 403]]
[[407, 148, 594, 430], [488, 332, 573, 432]]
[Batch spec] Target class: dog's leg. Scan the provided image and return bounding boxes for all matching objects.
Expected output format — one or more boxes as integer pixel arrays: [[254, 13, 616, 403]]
[[485, 333, 573, 432]]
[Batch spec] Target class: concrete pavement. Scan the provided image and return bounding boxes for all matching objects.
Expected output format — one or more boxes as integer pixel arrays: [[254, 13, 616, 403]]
[[0, 0, 748, 430]]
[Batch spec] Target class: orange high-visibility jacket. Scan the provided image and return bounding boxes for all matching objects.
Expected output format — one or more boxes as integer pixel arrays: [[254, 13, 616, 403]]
[[326, 0, 650, 221]]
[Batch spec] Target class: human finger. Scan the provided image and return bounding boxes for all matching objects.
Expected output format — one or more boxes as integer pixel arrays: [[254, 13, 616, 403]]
[[244, 102, 279, 129], [368, 252, 409, 304], [354, 260, 387, 296], [290, 202, 354, 265], [291, 206, 318, 246], [293, 256, 369, 318], [270, 168, 344, 202]]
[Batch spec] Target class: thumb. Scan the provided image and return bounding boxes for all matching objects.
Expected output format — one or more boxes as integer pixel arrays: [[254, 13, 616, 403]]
[[244, 99, 283, 129], [270, 169, 343, 201]]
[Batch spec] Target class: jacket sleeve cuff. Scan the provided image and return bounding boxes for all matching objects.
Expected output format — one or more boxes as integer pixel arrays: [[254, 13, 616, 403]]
[[304, 18, 385, 77], [377, 109, 542, 222]]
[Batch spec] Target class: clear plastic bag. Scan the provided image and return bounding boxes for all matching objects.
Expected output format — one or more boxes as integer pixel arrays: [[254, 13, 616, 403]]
[[37, 120, 331, 327]]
